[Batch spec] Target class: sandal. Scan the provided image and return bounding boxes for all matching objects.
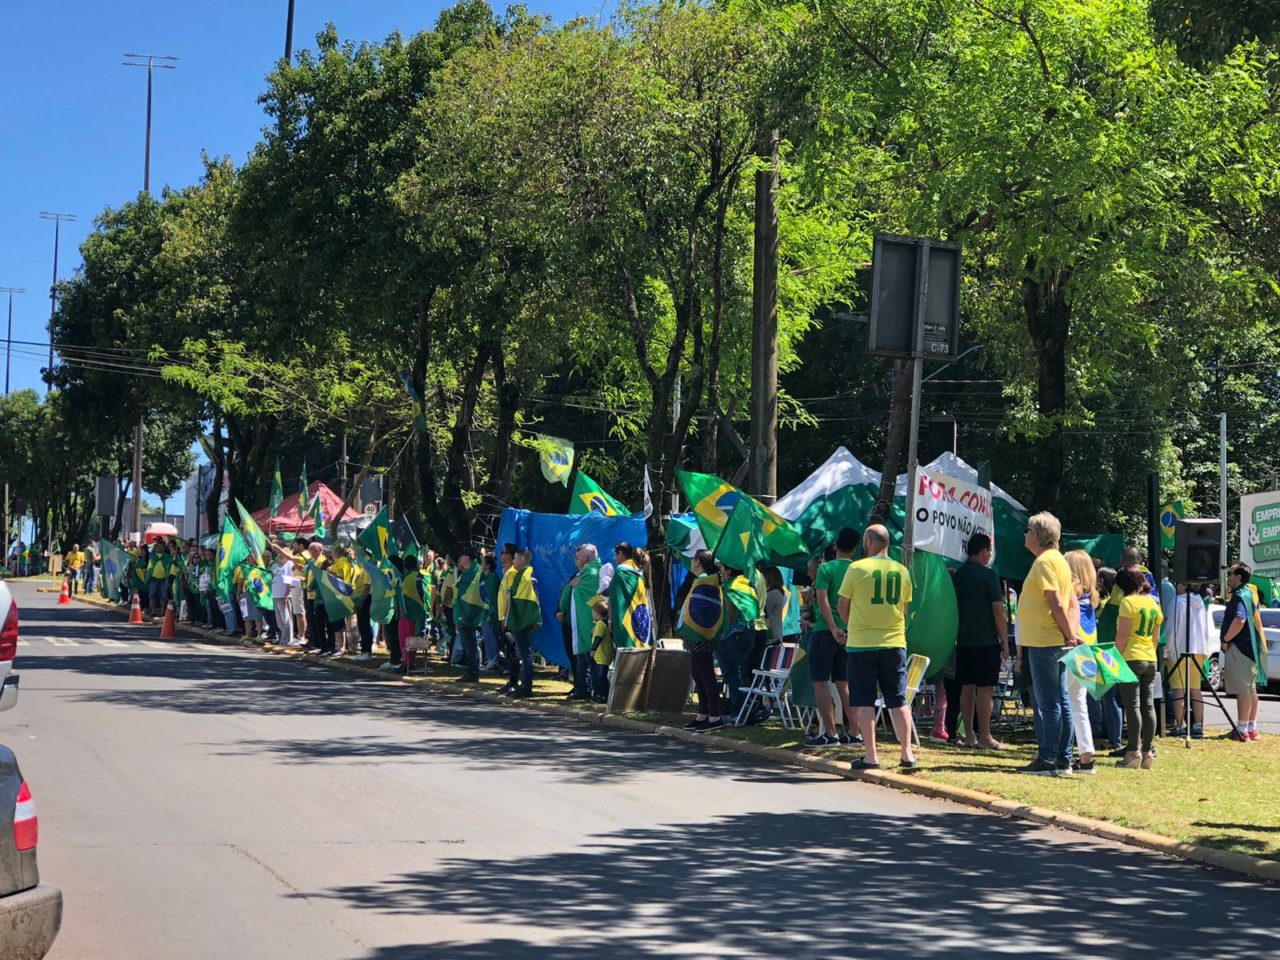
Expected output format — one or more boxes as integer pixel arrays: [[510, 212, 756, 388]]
[[977, 740, 1008, 751]]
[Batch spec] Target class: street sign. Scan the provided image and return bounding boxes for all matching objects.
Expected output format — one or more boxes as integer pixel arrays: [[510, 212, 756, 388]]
[[868, 233, 961, 361], [1242, 490, 1280, 576]]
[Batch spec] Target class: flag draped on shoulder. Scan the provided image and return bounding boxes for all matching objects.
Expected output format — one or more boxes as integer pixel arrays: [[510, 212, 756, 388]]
[[216, 517, 250, 602], [309, 560, 356, 620], [676, 573, 724, 645], [270, 458, 285, 518], [357, 506, 396, 561], [235, 499, 267, 566], [506, 564, 543, 632], [567, 556, 604, 654], [570, 472, 630, 516], [723, 573, 761, 627], [400, 568, 428, 623], [608, 562, 651, 648], [359, 550, 399, 624], [454, 562, 487, 628]]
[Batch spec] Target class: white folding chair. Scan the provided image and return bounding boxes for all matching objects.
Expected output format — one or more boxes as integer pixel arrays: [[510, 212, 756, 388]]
[[735, 643, 801, 728]]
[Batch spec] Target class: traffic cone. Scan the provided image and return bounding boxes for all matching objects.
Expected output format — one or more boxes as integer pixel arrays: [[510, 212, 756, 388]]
[[128, 593, 144, 625], [158, 601, 177, 640], [57, 578, 71, 605]]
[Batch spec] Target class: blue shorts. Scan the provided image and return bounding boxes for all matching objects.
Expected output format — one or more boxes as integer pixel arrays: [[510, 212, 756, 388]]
[[846, 647, 908, 708], [148, 580, 168, 604]]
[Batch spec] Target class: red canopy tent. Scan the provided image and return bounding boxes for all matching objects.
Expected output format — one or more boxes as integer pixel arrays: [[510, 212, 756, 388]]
[[251, 482, 360, 534]]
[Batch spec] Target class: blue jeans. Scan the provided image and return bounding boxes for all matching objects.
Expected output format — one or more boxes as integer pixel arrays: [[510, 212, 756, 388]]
[[454, 624, 480, 676], [481, 622, 500, 663], [1027, 645, 1074, 768], [717, 626, 754, 719], [591, 661, 610, 700], [574, 652, 593, 695], [1099, 687, 1123, 745], [513, 628, 534, 690]]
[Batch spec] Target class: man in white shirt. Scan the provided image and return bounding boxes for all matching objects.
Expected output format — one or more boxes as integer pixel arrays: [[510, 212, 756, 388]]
[[271, 548, 303, 647], [1166, 584, 1208, 737]]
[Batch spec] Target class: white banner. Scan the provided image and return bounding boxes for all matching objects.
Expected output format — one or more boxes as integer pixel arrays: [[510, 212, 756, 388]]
[[910, 467, 994, 564]]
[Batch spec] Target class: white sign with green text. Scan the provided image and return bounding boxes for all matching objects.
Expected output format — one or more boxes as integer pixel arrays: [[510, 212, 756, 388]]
[[1241, 490, 1280, 574]]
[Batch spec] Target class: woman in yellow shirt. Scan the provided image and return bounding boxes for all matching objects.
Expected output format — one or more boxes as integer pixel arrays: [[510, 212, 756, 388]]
[[1114, 565, 1164, 770]]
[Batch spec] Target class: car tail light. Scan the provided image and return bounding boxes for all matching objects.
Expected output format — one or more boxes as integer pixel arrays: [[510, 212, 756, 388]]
[[13, 782, 37, 852], [0, 601, 15, 662]]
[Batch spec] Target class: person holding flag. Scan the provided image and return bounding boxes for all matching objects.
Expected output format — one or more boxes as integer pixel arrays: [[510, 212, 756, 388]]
[[505, 547, 544, 697], [452, 547, 486, 682], [675, 550, 725, 730], [270, 541, 303, 647], [303, 541, 334, 654]]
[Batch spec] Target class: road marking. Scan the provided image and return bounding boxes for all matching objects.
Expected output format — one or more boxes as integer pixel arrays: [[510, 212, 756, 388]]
[[141, 641, 171, 649], [45, 637, 78, 646], [192, 643, 229, 653], [16, 640, 29, 647], [94, 638, 127, 648]]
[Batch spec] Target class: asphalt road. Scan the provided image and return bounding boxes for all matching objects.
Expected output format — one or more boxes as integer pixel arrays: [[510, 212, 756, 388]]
[[7, 582, 1280, 960]]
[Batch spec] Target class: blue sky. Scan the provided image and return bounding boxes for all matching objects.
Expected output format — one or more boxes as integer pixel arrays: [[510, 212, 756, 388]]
[[1, 0, 595, 398]]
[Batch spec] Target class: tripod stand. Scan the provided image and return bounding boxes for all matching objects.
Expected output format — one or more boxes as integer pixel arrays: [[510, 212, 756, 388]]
[[1168, 582, 1234, 748]]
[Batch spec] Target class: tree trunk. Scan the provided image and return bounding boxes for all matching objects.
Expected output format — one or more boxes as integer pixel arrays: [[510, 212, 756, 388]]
[[871, 360, 913, 527], [413, 293, 459, 548], [1023, 266, 1071, 511]]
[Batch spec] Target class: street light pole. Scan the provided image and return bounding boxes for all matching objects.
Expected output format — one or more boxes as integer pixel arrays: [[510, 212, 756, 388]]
[[37, 214, 74, 376], [123, 52, 177, 540], [285, 0, 297, 62], [0, 286, 22, 570]]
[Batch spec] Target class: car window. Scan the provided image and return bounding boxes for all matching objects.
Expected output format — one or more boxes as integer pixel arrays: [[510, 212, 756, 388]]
[[1261, 610, 1280, 628]]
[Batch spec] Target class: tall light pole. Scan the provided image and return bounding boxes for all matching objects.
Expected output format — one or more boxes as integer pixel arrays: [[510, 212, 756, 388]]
[[0, 287, 23, 566], [285, 0, 297, 62], [38, 213, 75, 375], [122, 53, 177, 538]]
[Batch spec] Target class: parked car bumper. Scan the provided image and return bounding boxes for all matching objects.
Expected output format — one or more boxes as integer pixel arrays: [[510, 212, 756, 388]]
[[0, 884, 62, 960]]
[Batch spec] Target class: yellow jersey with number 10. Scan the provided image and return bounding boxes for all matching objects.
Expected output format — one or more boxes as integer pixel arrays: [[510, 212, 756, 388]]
[[839, 556, 912, 650]]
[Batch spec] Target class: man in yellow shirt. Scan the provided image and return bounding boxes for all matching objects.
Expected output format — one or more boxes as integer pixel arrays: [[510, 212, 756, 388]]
[[65, 544, 85, 595], [1017, 511, 1082, 777], [838, 524, 915, 770]]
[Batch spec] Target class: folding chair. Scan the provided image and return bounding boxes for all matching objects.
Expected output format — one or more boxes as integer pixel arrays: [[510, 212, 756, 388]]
[[991, 660, 1028, 730], [874, 653, 931, 747], [735, 643, 801, 728]]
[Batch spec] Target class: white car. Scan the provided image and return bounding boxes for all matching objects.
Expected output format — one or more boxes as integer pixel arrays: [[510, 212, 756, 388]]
[[1207, 602, 1280, 692], [0, 581, 18, 711]]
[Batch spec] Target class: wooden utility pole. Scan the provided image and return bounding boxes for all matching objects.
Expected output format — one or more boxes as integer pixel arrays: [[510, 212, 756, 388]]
[[750, 130, 780, 501]]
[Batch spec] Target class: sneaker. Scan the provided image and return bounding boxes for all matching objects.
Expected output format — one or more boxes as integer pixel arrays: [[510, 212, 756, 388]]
[[1191, 723, 1204, 739], [1107, 747, 1130, 758], [837, 730, 858, 746], [1053, 764, 1075, 778], [805, 734, 836, 748], [1077, 759, 1097, 776], [378, 662, 400, 672], [1017, 758, 1058, 776], [1170, 723, 1187, 738], [1248, 730, 1260, 741], [682, 718, 709, 731], [703, 718, 726, 730], [1227, 728, 1249, 742], [353, 654, 373, 663]]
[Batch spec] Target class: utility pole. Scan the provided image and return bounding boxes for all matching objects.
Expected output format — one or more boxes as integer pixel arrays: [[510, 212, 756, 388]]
[[284, 0, 297, 62], [0, 287, 22, 569], [749, 130, 780, 502], [123, 53, 177, 540], [340, 430, 349, 497], [38, 214, 74, 376], [1220, 413, 1228, 593]]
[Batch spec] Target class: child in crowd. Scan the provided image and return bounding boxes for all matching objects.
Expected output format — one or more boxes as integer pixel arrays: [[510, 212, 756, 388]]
[[590, 600, 614, 704]]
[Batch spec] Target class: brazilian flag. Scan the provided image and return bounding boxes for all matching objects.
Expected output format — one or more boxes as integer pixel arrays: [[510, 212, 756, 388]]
[[357, 505, 396, 561], [401, 569, 428, 623], [308, 496, 327, 540], [270, 457, 285, 518], [676, 573, 723, 644], [723, 573, 761, 627], [569, 472, 630, 516], [453, 562, 487, 628], [310, 561, 356, 621], [242, 563, 274, 612], [1060, 642, 1137, 699], [399, 370, 428, 436], [217, 517, 250, 602], [677, 468, 806, 568], [358, 548, 399, 624], [506, 565, 542, 632], [235, 499, 268, 566], [608, 562, 652, 648], [298, 460, 310, 517]]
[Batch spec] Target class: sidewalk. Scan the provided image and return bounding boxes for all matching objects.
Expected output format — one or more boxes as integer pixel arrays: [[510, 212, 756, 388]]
[[71, 592, 1280, 882]]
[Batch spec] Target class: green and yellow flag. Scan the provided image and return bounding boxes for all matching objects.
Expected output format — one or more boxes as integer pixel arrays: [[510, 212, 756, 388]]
[[242, 563, 274, 612], [1159, 501, 1185, 551], [1060, 642, 1138, 699], [270, 457, 285, 518], [675, 573, 724, 644], [308, 495, 327, 541], [401, 568, 429, 623], [357, 506, 396, 561], [608, 562, 652, 648], [723, 573, 761, 627], [399, 370, 428, 436], [310, 561, 356, 621], [506, 564, 542, 632], [235, 499, 267, 567], [569, 472, 630, 516], [677, 470, 806, 568], [216, 517, 250, 602], [359, 550, 399, 625], [538, 435, 574, 486], [453, 562, 487, 628], [298, 461, 310, 517]]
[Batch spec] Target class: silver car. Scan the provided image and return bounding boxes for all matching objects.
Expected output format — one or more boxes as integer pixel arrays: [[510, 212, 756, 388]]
[[1208, 602, 1280, 691]]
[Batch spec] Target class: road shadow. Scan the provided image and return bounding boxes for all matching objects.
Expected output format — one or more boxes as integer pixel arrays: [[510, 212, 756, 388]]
[[318, 809, 1280, 960], [19, 648, 815, 786]]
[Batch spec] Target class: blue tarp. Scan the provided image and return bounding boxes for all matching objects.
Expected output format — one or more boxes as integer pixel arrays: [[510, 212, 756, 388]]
[[495, 508, 649, 667]]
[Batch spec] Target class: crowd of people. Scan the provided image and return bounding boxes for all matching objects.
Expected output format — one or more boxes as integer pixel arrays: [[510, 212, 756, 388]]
[[38, 504, 1271, 776]]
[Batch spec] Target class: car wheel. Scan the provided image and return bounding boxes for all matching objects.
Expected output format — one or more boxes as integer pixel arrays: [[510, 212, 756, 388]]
[[1207, 654, 1223, 693]]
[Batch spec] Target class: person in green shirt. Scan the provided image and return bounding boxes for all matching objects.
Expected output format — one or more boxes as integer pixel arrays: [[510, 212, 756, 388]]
[[480, 553, 502, 672], [806, 527, 858, 748]]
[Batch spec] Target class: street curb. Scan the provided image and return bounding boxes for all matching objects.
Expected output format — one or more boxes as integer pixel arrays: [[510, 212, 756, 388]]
[[68, 593, 1280, 884]]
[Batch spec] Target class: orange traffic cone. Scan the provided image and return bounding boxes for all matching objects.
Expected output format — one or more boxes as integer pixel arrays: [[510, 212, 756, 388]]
[[158, 601, 177, 640], [57, 578, 71, 605], [128, 593, 144, 625]]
